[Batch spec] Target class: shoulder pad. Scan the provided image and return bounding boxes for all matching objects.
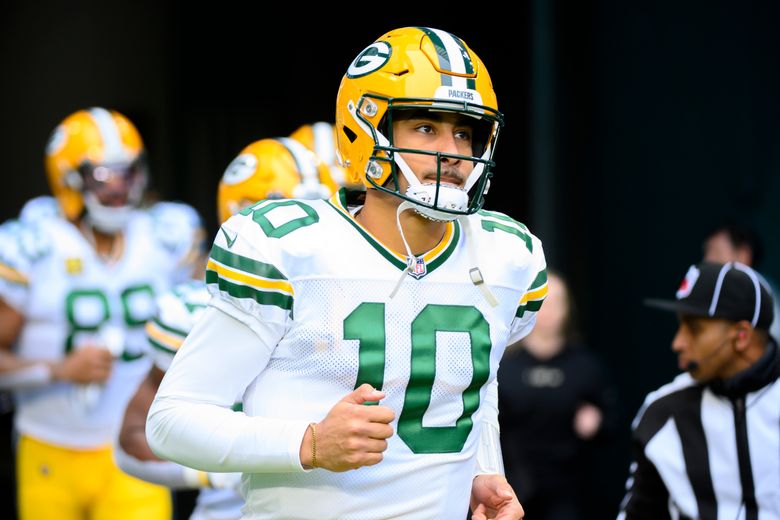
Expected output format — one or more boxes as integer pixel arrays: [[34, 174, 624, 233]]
[[0, 218, 52, 264], [475, 209, 537, 256], [149, 201, 205, 257], [19, 196, 61, 224]]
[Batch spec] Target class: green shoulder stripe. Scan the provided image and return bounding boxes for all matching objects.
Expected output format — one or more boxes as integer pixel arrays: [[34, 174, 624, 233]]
[[149, 337, 178, 356], [152, 317, 188, 339], [206, 270, 293, 311], [120, 351, 145, 362], [529, 269, 548, 290], [209, 244, 287, 281], [515, 299, 544, 318], [478, 210, 528, 231]]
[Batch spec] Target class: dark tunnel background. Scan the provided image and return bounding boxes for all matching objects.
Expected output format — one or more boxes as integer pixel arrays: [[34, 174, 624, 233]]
[[1, 2, 779, 517]]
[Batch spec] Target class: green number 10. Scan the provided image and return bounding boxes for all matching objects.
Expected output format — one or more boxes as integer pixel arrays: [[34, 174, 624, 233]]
[[343, 303, 492, 454]]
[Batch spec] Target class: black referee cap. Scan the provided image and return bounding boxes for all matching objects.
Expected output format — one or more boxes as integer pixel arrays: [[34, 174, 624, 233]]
[[645, 262, 774, 330]]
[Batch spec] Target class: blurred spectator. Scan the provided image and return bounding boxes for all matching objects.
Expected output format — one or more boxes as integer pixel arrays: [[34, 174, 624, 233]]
[[498, 270, 617, 520], [703, 223, 763, 267], [703, 223, 780, 342]]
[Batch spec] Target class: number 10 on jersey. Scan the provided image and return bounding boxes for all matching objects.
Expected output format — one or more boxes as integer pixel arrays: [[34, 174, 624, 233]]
[[344, 302, 492, 454]]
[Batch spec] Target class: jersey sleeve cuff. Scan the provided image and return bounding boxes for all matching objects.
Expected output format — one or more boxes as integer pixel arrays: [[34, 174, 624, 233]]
[[288, 420, 315, 473]]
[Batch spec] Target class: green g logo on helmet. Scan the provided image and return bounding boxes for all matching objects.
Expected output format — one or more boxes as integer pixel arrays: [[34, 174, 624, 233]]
[[346, 42, 392, 78], [336, 27, 504, 219]]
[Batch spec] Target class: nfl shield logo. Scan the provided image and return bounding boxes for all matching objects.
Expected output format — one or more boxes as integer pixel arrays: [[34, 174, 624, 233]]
[[408, 257, 428, 280], [676, 265, 700, 300]]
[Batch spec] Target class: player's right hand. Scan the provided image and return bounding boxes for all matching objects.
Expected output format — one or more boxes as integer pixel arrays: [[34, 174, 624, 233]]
[[302, 383, 395, 472], [52, 346, 113, 383]]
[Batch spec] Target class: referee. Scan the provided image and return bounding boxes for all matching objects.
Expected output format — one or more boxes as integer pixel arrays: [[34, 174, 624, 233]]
[[618, 261, 780, 519]]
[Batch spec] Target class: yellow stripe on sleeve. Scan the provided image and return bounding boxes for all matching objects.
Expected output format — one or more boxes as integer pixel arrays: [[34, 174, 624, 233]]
[[0, 262, 28, 286], [206, 260, 294, 295], [145, 321, 185, 351], [519, 283, 548, 305]]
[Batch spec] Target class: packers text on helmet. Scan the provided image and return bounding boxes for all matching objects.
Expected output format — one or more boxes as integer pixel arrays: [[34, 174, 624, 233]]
[[335, 27, 503, 221]]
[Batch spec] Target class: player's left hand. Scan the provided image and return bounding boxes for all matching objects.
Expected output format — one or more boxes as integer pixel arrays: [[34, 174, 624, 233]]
[[470, 474, 523, 520]]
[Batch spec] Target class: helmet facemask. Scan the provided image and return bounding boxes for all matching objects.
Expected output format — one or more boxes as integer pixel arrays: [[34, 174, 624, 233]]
[[336, 27, 505, 220], [77, 157, 148, 232], [349, 94, 502, 222]]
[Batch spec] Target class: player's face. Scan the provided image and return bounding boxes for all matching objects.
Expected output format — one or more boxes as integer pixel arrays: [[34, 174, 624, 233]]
[[703, 232, 738, 264], [79, 161, 143, 207], [671, 316, 735, 381], [391, 111, 475, 191]]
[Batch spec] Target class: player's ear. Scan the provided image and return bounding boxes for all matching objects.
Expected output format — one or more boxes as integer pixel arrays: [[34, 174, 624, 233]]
[[733, 320, 752, 351]]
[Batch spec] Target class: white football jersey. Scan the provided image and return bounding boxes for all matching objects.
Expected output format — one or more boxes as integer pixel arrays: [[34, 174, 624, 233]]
[[205, 190, 547, 519], [145, 281, 209, 372], [145, 281, 244, 519], [19, 195, 61, 224], [0, 203, 200, 449]]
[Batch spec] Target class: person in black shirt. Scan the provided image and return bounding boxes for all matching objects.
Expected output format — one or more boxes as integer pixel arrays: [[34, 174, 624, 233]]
[[498, 270, 616, 520]]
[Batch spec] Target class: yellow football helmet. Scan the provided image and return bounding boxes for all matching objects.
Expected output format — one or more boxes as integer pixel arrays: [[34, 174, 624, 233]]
[[335, 27, 504, 221], [217, 137, 338, 223], [289, 122, 357, 187], [44, 107, 147, 231]]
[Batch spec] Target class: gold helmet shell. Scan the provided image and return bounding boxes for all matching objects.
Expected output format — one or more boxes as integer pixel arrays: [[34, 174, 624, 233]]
[[44, 107, 146, 222], [217, 137, 338, 223], [335, 27, 503, 216], [289, 122, 356, 187]]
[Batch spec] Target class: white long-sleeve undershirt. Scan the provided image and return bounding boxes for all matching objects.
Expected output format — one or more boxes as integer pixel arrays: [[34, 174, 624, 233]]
[[146, 306, 310, 474], [475, 378, 505, 476]]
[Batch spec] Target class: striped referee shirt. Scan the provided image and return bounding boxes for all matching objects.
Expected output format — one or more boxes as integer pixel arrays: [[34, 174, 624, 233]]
[[618, 342, 780, 519]]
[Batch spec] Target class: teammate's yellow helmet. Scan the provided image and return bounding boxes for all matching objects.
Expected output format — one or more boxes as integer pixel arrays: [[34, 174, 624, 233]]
[[44, 107, 147, 230], [335, 27, 504, 219], [289, 122, 357, 188], [217, 137, 338, 223]]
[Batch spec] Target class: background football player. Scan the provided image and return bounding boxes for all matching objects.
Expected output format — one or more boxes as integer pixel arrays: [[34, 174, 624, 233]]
[[148, 27, 542, 519], [0, 107, 201, 520], [115, 137, 337, 520], [289, 121, 358, 189]]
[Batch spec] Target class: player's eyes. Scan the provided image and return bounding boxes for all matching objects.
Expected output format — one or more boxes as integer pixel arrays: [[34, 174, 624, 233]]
[[454, 130, 472, 141]]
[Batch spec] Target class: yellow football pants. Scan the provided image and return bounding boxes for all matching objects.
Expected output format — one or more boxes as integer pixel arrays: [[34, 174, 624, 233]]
[[17, 434, 171, 520]]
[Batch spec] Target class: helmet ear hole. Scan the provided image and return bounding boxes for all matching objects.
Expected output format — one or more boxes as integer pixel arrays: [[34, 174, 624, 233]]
[[65, 170, 83, 191], [342, 126, 358, 144], [335, 27, 503, 214]]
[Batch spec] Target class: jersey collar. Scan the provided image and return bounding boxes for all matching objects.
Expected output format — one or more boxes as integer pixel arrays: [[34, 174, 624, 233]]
[[326, 189, 460, 277]]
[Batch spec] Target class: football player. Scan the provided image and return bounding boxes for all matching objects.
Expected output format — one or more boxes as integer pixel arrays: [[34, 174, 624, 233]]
[[289, 122, 357, 188], [148, 27, 544, 519], [115, 137, 336, 520], [0, 107, 201, 520]]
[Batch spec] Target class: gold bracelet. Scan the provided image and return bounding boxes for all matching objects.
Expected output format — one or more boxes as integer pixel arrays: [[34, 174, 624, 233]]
[[309, 422, 318, 469]]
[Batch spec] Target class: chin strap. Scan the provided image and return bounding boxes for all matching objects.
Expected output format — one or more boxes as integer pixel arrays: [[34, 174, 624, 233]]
[[388, 204, 498, 308], [389, 201, 417, 299], [460, 216, 499, 307], [83, 192, 132, 233], [395, 153, 466, 221]]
